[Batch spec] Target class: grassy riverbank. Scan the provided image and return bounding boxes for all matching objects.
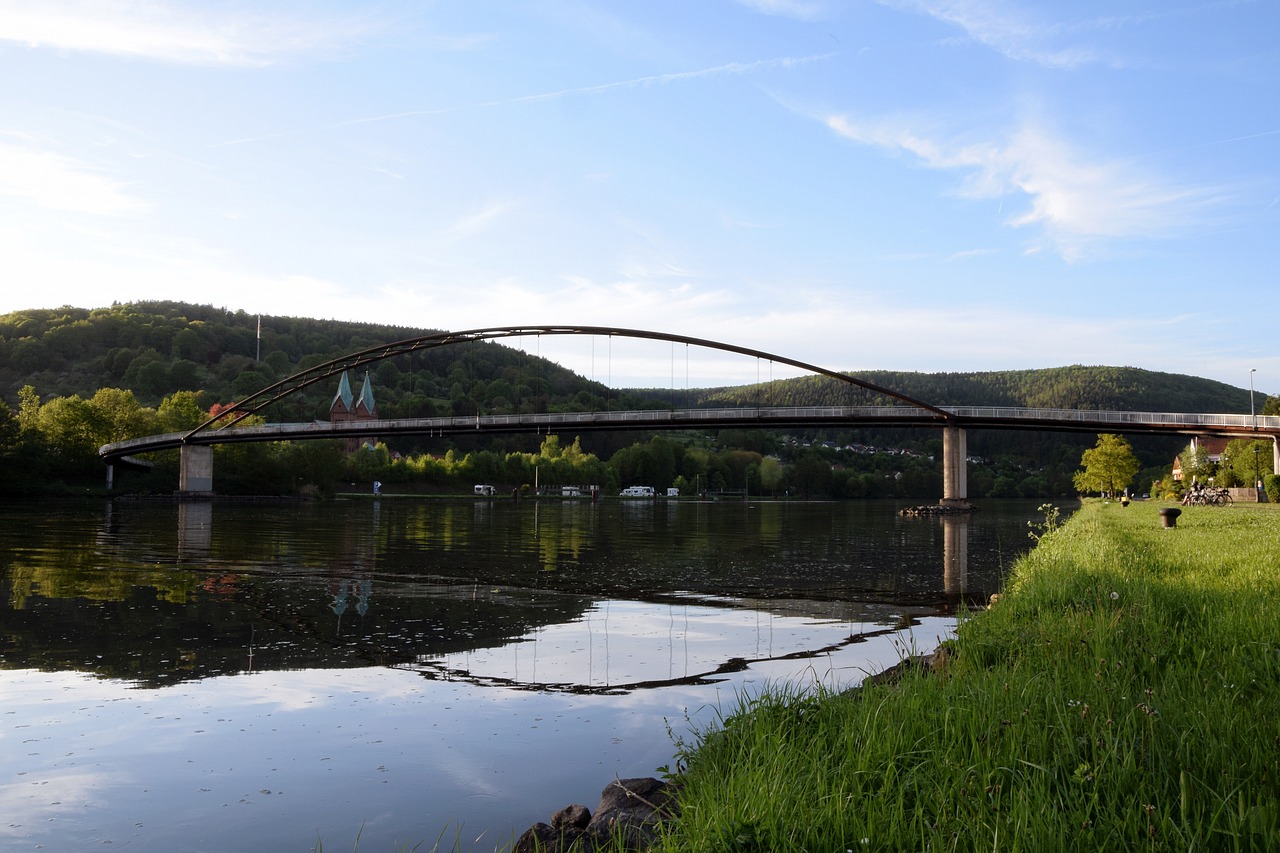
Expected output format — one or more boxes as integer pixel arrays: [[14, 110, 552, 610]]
[[653, 500, 1280, 851]]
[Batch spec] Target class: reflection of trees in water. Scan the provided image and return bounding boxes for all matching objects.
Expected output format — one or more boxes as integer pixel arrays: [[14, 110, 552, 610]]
[[1, 499, 1030, 688]]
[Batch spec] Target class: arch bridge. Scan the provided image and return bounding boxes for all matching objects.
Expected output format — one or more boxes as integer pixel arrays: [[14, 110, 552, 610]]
[[99, 325, 1280, 500]]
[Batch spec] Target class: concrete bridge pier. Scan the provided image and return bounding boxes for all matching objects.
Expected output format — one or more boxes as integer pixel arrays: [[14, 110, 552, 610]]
[[1273, 437, 1279, 487], [941, 425, 972, 508], [179, 445, 214, 496]]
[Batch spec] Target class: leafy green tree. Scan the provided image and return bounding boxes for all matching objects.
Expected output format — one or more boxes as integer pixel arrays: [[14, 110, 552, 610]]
[[157, 391, 208, 432], [0, 400, 45, 494], [759, 456, 785, 495], [1221, 438, 1274, 489], [88, 388, 156, 443], [34, 395, 103, 477], [17, 385, 41, 433], [790, 451, 833, 498], [1073, 434, 1140, 497], [1178, 440, 1215, 485]]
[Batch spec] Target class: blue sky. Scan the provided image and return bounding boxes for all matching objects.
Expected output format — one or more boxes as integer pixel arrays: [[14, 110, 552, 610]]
[[1, 1, 1276, 394]]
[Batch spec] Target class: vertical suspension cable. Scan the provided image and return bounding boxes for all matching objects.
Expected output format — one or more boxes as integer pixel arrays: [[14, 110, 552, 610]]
[[756, 358, 761, 409]]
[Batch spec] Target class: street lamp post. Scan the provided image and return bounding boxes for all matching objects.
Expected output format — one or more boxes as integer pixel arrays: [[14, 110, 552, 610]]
[[1250, 368, 1257, 431]]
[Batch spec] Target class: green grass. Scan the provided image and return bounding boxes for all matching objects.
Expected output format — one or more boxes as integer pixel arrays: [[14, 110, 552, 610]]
[[653, 500, 1280, 851]]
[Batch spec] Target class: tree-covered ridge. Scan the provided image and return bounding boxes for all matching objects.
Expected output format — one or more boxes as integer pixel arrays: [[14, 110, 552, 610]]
[[702, 365, 1255, 415], [4, 300, 1264, 420], [3, 300, 1275, 502], [0, 301, 646, 422]]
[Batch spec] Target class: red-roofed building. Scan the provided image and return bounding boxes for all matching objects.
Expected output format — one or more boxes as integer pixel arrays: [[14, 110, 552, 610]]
[[1172, 435, 1229, 482]]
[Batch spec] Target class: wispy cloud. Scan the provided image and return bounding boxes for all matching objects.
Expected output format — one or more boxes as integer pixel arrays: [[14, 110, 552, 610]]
[[879, 0, 1100, 69], [441, 199, 519, 242], [826, 115, 1225, 260], [213, 54, 833, 147], [0, 0, 380, 66], [882, 0, 1258, 70], [0, 138, 149, 216], [945, 247, 999, 261]]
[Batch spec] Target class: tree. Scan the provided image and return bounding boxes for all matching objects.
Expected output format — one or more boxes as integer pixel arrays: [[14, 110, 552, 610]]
[[1073, 434, 1140, 497], [1221, 438, 1274, 489], [759, 456, 785, 495], [1178, 440, 1215, 485], [157, 391, 208, 432]]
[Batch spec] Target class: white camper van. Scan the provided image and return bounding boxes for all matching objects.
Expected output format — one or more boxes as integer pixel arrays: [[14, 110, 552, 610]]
[[619, 486, 655, 497], [473, 484, 496, 496]]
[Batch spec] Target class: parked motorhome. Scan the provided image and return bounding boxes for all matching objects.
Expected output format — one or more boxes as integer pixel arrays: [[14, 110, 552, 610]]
[[474, 484, 496, 496], [619, 486, 655, 497]]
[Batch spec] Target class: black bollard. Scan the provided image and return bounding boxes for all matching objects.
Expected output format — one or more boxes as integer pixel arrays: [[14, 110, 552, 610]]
[[1158, 507, 1181, 528]]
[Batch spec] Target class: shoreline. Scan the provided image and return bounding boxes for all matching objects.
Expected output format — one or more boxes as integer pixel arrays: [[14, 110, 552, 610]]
[[622, 500, 1280, 850]]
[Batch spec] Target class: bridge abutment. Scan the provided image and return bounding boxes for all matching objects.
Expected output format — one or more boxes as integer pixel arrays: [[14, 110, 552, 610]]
[[941, 425, 972, 508], [179, 445, 214, 496]]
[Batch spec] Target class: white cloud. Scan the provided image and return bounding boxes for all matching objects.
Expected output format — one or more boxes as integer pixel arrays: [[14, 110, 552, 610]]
[[0, 0, 379, 66], [441, 199, 519, 242], [825, 115, 1224, 260], [880, 0, 1101, 69], [0, 138, 150, 216]]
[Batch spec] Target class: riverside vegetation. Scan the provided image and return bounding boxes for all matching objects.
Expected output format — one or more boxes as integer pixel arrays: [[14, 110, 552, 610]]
[[4, 300, 1278, 500], [648, 500, 1279, 851]]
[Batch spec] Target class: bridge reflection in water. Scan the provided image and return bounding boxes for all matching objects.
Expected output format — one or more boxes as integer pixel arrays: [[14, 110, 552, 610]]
[[2, 497, 1049, 851], [156, 498, 1013, 696]]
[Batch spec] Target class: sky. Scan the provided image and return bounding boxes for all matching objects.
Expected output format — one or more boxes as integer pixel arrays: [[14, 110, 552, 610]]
[[1, 1, 1277, 395]]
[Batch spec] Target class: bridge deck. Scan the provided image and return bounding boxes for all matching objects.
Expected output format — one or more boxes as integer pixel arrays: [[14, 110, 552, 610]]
[[100, 405, 1280, 460]]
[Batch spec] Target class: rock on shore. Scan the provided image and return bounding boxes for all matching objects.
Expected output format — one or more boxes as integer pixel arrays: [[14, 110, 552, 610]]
[[513, 777, 677, 853]]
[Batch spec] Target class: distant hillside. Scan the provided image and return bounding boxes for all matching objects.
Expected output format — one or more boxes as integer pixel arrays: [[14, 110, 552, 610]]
[[1, 301, 1257, 430], [0, 301, 628, 422], [699, 366, 1254, 416]]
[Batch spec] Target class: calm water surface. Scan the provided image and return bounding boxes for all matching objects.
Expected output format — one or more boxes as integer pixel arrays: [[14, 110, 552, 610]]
[[0, 497, 1051, 852]]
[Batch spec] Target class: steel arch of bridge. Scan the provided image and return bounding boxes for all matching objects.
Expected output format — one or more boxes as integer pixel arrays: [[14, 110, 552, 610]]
[[184, 325, 954, 441]]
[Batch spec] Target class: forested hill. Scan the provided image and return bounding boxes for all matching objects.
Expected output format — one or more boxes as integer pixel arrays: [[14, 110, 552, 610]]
[[0, 301, 1260, 419], [0, 301, 619, 421], [700, 366, 1255, 416]]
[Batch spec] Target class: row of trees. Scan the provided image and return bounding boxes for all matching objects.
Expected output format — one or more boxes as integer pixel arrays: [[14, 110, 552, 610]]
[[4, 374, 1273, 502], [0, 382, 1059, 500], [1075, 433, 1278, 502]]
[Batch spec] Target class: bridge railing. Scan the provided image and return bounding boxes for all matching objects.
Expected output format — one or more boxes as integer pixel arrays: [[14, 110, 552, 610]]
[[100, 405, 1280, 459], [943, 407, 1280, 430]]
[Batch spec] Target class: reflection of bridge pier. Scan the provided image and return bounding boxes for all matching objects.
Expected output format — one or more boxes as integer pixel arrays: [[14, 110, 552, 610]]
[[942, 514, 968, 598], [178, 501, 212, 554]]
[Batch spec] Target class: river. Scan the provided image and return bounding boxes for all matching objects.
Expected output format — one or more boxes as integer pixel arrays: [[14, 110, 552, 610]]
[[0, 497, 1052, 851]]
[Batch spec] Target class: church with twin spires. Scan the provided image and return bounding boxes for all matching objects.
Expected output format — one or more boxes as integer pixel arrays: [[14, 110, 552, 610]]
[[330, 370, 377, 452]]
